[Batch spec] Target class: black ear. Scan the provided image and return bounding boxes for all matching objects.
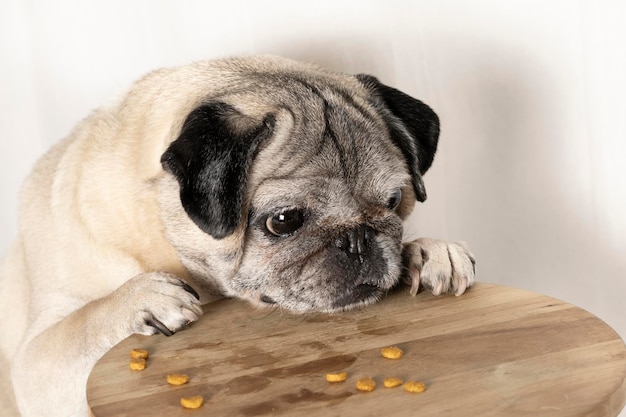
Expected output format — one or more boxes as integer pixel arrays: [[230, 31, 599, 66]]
[[356, 74, 440, 202], [161, 102, 275, 239]]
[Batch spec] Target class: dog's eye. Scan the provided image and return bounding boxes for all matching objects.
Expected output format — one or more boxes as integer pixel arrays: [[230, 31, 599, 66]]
[[265, 209, 304, 237], [387, 188, 402, 210]]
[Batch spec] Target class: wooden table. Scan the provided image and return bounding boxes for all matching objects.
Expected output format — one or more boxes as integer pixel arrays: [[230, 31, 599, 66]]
[[87, 283, 626, 416]]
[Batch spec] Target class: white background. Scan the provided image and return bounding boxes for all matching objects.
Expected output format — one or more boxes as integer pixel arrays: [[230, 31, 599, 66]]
[[1, 0, 625, 413]]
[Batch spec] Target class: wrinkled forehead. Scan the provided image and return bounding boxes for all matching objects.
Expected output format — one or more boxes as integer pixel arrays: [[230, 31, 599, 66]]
[[248, 98, 411, 213]]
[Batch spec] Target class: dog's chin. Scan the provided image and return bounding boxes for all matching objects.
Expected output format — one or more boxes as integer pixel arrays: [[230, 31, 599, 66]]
[[327, 284, 386, 312], [246, 284, 386, 314]]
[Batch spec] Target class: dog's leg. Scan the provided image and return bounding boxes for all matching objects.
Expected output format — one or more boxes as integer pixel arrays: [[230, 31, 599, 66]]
[[402, 238, 476, 296], [11, 272, 202, 417]]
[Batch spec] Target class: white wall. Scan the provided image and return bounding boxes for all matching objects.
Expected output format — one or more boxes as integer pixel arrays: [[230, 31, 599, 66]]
[[1, 0, 624, 410]]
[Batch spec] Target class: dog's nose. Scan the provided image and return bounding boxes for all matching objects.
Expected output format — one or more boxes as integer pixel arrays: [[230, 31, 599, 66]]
[[335, 225, 376, 263]]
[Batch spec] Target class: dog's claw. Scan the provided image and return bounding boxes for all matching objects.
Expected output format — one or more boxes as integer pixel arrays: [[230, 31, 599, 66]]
[[146, 317, 174, 337], [409, 268, 420, 296], [181, 282, 200, 300], [455, 274, 468, 296]]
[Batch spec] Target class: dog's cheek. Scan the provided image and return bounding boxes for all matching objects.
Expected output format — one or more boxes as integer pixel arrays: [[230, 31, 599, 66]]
[[224, 260, 278, 302], [227, 264, 326, 312]]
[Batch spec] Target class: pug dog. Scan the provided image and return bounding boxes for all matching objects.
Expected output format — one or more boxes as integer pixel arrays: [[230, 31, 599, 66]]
[[0, 56, 475, 417]]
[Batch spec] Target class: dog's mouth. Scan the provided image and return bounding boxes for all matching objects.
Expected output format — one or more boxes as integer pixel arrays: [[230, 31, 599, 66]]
[[330, 283, 385, 311], [256, 283, 385, 313]]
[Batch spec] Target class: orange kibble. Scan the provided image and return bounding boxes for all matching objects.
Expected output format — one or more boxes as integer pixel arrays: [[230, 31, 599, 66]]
[[129, 358, 146, 371], [383, 377, 404, 388], [381, 346, 404, 359], [326, 372, 348, 383], [167, 374, 190, 386], [404, 381, 427, 393], [129, 349, 149, 360], [180, 395, 204, 409], [356, 377, 376, 392]]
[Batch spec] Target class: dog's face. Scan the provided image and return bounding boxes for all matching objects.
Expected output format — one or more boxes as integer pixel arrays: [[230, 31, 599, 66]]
[[157, 57, 439, 313]]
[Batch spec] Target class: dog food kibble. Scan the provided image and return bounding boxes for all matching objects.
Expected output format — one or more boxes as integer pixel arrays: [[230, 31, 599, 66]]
[[381, 346, 404, 359], [167, 374, 190, 386], [383, 377, 404, 388], [129, 358, 147, 371], [325, 372, 348, 383], [130, 349, 149, 360], [356, 377, 376, 392], [180, 395, 204, 409], [322, 344, 429, 395], [403, 381, 427, 393]]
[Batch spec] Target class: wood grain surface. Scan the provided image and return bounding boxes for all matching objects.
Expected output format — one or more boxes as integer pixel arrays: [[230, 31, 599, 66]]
[[87, 283, 626, 416]]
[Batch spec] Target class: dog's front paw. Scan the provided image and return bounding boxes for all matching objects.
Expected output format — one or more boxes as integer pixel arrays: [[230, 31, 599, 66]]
[[112, 272, 203, 337], [402, 238, 476, 297]]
